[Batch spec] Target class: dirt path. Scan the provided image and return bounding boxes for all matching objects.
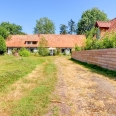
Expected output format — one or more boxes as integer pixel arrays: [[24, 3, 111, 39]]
[[46, 57, 116, 116]]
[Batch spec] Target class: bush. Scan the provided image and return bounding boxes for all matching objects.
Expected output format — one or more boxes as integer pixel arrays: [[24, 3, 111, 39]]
[[38, 36, 49, 56], [56, 48, 61, 55], [53, 49, 57, 56], [0, 35, 6, 55], [38, 47, 49, 56], [84, 38, 97, 50], [84, 31, 116, 50], [75, 44, 81, 51], [19, 48, 30, 57], [12, 48, 18, 55]]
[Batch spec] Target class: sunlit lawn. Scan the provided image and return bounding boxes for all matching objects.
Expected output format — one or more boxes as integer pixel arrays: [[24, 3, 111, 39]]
[[0, 55, 57, 116]]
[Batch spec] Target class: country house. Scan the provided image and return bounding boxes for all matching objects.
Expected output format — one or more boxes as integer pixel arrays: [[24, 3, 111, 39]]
[[6, 34, 86, 55], [95, 18, 116, 38]]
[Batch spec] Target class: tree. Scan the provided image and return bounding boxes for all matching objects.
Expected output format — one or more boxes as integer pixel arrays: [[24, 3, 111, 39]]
[[34, 17, 55, 34], [0, 22, 26, 35], [86, 27, 98, 39], [0, 27, 9, 39], [60, 24, 68, 34], [38, 36, 49, 56], [0, 35, 6, 55], [68, 19, 76, 34], [77, 7, 108, 34]]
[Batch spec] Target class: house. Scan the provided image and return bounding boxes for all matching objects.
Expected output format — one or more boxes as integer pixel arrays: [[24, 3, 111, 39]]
[[95, 18, 116, 38], [6, 34, 86, 55]]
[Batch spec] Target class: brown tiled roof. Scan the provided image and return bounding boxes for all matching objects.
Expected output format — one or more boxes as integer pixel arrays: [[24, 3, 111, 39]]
[[95, 21, 111, 28], [39, 34, 85, 48], [6, 35, 39, 47], [108, 18, 116, 31], [95, 18, 116, 31], [6, 34, 86, 48]]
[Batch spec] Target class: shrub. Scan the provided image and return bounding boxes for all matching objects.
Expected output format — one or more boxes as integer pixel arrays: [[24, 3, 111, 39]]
[[19, 48, 30, 57], [75, 44, 81, 51], [0, 35, 6, 55], [56, 48, 61, 55], [38, 47, 49, 56], [93, 40, 104, 49], [53, 49, 57, 56], [83, 31, 116, 50], [84, 38, 97, 50], [38, 36, 49, 56], [12, 48, 18, 55]]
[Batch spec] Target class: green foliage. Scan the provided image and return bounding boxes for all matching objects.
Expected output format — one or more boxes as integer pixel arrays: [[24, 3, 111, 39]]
[[77, 7, 108, 34], [56, 48, 61, 55], [0, 35, 6, 55], [0, 22, 26, 35], [12, 48, 18, 55], [0, 55, 46, 92], [75, 44, 81, 51], [0, 26, 9, 39], [86, 27, 98, 39], [53, 49, 57, 56], [101, 33, 116, 48], [19, 48, 30, 57], [71, 58, 116, 78], [84, 31, 116, 50], [68, 19, 76, 34], [34, 17, 55, 34], [60, 24, 68, 34], [12, 61, 57, 116], [38, 37, 49, 56], [84, 38, 97, 50]]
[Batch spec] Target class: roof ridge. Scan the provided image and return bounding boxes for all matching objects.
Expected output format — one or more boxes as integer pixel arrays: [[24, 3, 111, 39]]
[[97, 21, 110, 23], [110, 18, 116, 22]]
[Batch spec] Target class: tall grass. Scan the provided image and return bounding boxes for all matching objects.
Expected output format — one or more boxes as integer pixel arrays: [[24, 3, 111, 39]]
[[0, 55, 45, 92], [71, 58, 116, 79], [12, 60, 57, 116]]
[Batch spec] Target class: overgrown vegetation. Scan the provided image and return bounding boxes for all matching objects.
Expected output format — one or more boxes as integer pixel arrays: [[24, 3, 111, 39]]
[[0, 35, 6, 55], [0, 55, 45, 92], [18, 48, 30, 57], [12, 59, 57, 116], [71, 58, 116, 78], [38, 36, 49, 56], [75, 31, 116, 51]]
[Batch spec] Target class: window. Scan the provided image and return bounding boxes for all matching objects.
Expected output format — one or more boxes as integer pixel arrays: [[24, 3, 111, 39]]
[[26, 41, 31, 44], [32, 41, 37, 44]]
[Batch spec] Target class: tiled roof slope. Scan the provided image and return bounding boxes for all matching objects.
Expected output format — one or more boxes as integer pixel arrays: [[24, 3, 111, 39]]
[[6, 34, 86, 48], [39, 34, 85, 48], [95, 21, 111, 28], [95, 18, 116, 31], [6, 35, 39, 47], [108, 18, 116, 31]]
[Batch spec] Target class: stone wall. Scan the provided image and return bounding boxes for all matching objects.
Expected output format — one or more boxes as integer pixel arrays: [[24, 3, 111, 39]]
[[71, 48, 116, 71]]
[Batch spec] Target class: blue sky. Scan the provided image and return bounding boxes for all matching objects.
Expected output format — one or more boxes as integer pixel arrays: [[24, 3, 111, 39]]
[[0, 0, 116, 34]]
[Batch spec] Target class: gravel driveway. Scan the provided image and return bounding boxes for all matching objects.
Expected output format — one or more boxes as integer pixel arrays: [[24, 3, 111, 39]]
[[46, 57, 116, 116]]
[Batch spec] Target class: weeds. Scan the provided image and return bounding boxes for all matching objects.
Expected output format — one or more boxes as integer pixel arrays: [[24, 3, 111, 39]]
[[71, 58, 116, 79], [12, 60, 57, 116], [0, 55, 45, 92]]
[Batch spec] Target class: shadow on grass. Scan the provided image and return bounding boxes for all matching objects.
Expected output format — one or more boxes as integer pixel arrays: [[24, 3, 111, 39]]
[[70, 58, 116, 79]]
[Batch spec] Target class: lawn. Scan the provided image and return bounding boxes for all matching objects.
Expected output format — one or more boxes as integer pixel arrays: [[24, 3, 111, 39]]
[[0, 55, 57, 116], [0, 55, 45, 92]]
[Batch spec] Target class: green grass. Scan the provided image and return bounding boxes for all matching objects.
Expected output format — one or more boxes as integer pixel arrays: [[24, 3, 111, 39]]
[[0, 55, 46, 92], [12, 59, 57, 116], [71, 58, 116, 79]]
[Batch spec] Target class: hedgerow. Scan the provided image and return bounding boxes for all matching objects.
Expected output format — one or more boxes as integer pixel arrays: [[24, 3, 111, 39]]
[[75, 31, 116, 51]]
